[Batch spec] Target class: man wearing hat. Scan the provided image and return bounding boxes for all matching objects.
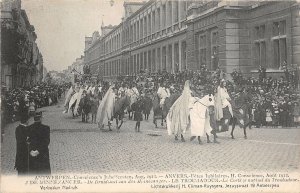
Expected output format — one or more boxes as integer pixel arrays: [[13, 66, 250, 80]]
[[27, 112, 51, 174], [14, 116, 30, 175]]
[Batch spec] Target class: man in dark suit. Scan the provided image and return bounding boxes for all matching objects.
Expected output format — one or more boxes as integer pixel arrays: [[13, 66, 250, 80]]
[[15, 116, 30, 175], [28, 112, 51, 174]]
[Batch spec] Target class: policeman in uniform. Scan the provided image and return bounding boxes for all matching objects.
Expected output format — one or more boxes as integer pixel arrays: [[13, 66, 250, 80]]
[[14, 116, 30, 175], [28, 112, 51, 174]]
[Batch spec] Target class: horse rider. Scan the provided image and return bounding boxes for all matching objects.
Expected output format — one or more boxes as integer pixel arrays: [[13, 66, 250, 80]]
[[215, 79, 233, 130], [157, 82, 170, 109]]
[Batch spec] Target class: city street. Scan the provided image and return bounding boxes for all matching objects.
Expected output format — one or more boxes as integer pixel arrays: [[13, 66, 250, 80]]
[[1, 98, 300, 175]]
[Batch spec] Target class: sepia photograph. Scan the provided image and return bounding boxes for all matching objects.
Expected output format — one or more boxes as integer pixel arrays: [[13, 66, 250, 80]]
[[1, 0, 300, 192]]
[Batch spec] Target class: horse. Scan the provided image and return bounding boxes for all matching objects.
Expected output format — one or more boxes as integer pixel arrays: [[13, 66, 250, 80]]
[[78, 94, 92, 123], [108, 95, 131, 131], [152, 93, 180, 128], [214, 94, 251, 139], [127, 94, 138, 120]]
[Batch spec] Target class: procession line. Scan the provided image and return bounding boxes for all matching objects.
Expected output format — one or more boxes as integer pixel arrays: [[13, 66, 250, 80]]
[[247, 139, 300, 146]]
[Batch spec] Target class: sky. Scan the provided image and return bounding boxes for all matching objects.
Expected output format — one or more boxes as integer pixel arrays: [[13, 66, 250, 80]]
[[22, 0, 127, 72]]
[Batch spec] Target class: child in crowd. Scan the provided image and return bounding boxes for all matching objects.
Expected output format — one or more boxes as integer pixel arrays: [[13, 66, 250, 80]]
[[265, 109, 273, 127], [292, 102, 300, 127]]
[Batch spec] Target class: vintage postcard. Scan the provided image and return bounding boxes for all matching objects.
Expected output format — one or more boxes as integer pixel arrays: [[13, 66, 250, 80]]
[[1, 0, 300, 192]]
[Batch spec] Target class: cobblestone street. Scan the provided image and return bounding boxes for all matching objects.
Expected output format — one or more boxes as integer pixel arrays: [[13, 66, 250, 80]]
[[2, 99, 300, 175]]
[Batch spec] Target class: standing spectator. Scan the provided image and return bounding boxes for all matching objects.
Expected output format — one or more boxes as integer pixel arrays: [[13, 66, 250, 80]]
[[266, 109, 273, 127], [14, 117, 30, 175], [28, 112, 51, 174], [292, 102, 300, 127]]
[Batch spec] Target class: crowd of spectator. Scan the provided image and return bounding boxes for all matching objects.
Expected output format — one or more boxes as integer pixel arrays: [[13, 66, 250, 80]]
[[1, 82, 70, 127]]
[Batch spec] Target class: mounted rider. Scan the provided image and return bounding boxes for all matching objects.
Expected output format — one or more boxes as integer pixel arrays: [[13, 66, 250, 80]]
[[157, 82, 170, 109], [214, 79, 233, 130]]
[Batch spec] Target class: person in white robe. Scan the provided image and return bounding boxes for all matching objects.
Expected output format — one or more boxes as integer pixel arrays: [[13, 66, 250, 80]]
[[167, 80, 192, 142], [63, 85, 74, 113], [126, 83, 139, 106], [73, 85, 85, 116], [68, 85, 80, 114], [215, 79, 233, 125], [189, 94, 215, 144], [157, 83, 170, 108], [96, 85, 116, 130]]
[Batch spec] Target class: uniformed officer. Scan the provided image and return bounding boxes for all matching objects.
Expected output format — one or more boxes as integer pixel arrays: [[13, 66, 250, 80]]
[[14, 116, 30, 175], [28, 112, 51, 174]]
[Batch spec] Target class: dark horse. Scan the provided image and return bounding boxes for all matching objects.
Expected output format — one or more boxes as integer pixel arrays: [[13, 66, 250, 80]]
[[215, 95, 251, 139], [152, 94, 180, 128], [108, 95, 131, 131], [78, 94, 91, 123]]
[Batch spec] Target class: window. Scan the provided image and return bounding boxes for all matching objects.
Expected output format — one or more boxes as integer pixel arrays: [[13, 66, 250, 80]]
[[174, 1, 179, 23], [148, 50, 151, 71], [148, 14, 151, 35], [272, 20, 286, 69], [162, 46, 167, 70], [144, 17, 147, 37], [157, 48, 161, 71], [181, 1, 187, 20], [162, 4, 166, 29], [174, 43, 179, 72], [181, 41, 187, 70], [168, 44, 172, 72], [152, 11, 155, 33], [152, 49, 156, 72], [140, 53, 143, 70], [198, 34, 207, 66], [167, 1, 172, 26], [211, 31, 219, 70], [157, 8, 161, 31], [144, 52, 147, 70], [140, 19, 143, 39], [253, 25, 266, 67]]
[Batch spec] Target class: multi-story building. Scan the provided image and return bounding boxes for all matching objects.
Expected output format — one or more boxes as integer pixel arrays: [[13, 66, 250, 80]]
[[186, 1, 300, 75], [1, 0, 44, 89], [85, 0, 300, 81]]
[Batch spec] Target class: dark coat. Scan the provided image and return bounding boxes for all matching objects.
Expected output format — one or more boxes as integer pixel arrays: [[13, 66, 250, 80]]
[[132, 99, 144, 121], [28, 122, 51, 174], [15, 124, 30, 175]]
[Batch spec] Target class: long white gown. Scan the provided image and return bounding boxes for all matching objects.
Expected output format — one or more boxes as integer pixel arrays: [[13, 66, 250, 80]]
[[68, 92, 79, 112], [189, 95, 214, 137], [96, 86, 116, 128], [64, 86, 73, 108]]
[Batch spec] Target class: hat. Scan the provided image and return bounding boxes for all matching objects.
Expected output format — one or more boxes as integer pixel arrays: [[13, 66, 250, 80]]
[[34, 111, 42, 121]]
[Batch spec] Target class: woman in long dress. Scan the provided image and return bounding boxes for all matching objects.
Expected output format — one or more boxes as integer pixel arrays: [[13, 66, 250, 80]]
[[166, 80, 192, 142], [96, 85, 116, 130]]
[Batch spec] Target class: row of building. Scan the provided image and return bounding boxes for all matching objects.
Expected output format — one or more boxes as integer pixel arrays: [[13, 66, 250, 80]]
[[1, 0, 45, 90], [81, 0, 300, 82]]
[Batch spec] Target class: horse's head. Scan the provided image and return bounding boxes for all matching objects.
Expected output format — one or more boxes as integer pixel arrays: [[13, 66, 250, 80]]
[[199, 94, 215, 107]]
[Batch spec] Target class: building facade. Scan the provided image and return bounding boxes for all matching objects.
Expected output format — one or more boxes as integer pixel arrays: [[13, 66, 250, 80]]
[[84, 0, 300, 81], [1, 0, 44, 89], [186, 1, 300, 75]]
